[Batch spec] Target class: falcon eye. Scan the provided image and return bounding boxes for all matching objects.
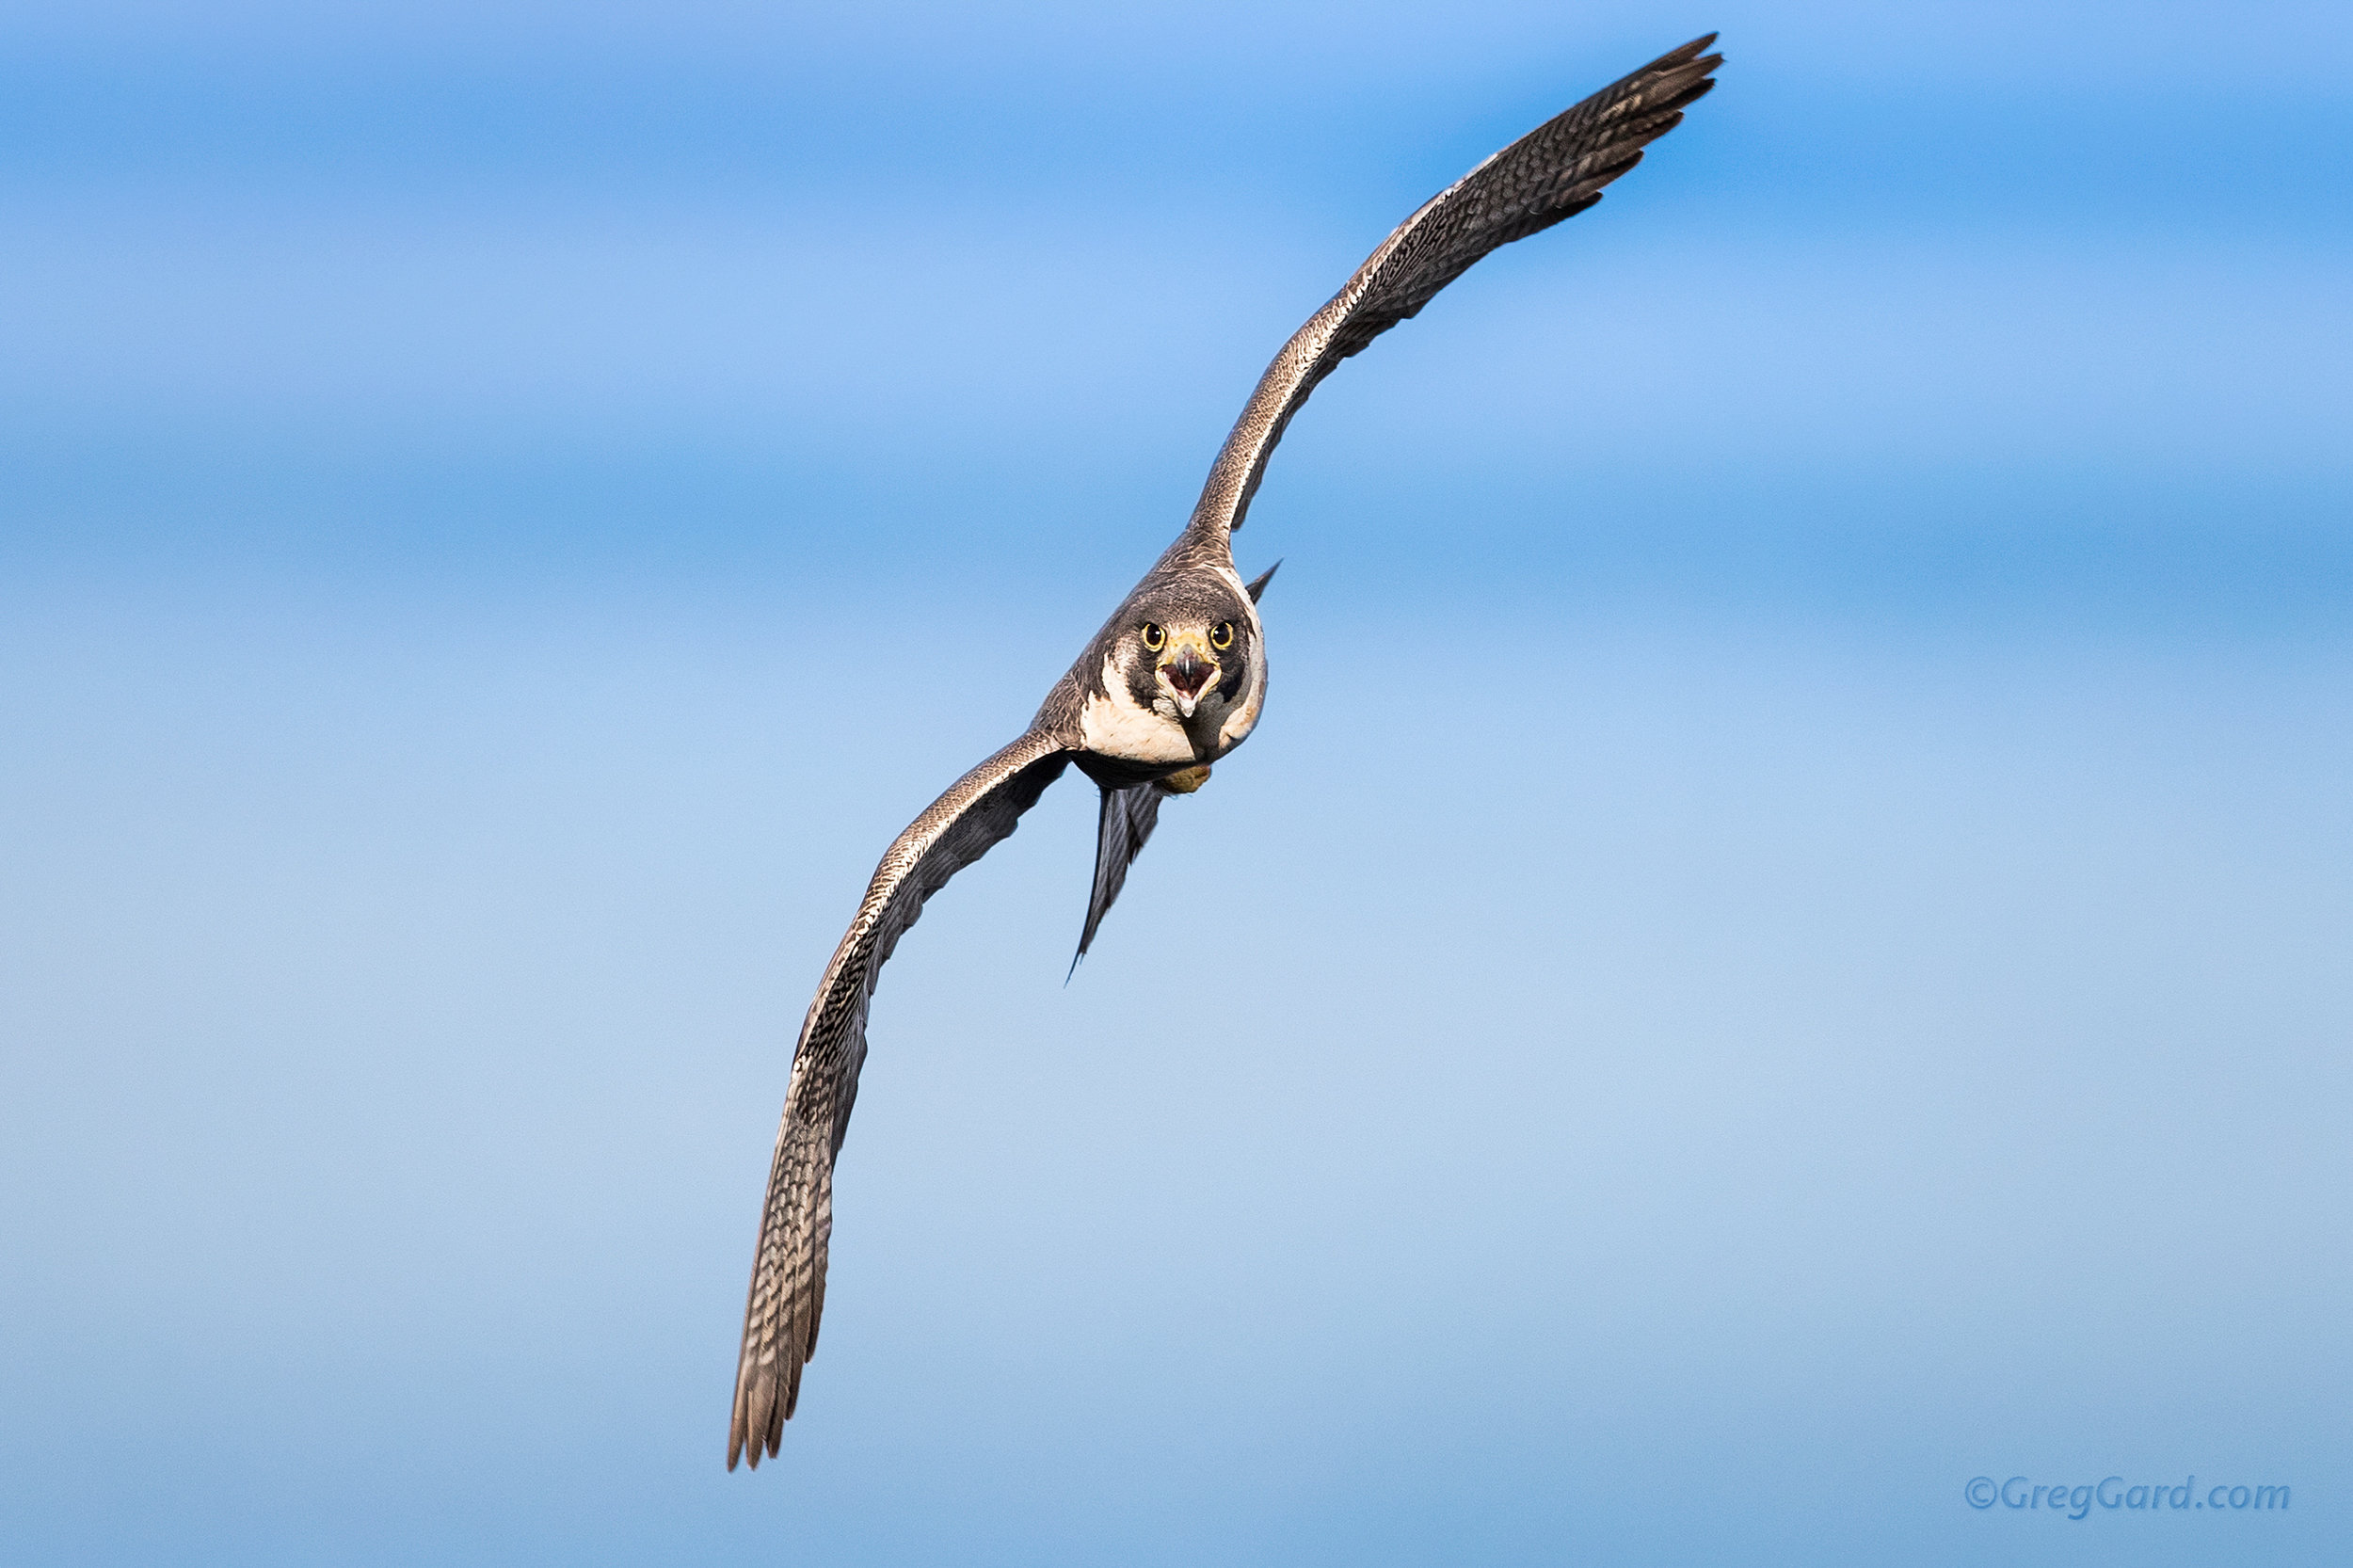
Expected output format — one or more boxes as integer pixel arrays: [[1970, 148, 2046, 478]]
[[1209, 621, 1235, 651], [1139, 622, 1166, 652]]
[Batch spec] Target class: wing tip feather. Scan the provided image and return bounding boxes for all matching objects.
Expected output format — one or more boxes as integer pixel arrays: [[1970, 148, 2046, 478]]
[[1658, 32, 1720, 67], [1639, 35, 1723, 103]]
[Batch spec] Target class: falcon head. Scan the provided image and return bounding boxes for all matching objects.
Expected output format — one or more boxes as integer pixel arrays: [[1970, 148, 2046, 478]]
[[1134, 617, 1232, 718], [1076, 569, 1271, 772], [1113, 581, 1253, 725]]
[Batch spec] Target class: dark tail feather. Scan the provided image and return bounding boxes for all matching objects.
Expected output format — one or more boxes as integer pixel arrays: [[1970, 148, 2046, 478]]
[[1069, 782, 1167, 976]]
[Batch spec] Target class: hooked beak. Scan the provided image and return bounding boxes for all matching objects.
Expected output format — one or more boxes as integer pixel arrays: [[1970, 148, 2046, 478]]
[[1156, 637, 1219, 718]]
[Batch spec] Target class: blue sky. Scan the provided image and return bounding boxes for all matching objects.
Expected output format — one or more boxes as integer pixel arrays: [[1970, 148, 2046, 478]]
[[2, 3, 2348, 1564]]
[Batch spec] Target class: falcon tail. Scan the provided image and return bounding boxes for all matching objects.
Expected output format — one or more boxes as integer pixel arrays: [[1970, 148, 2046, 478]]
[[1070, 781, 1168, 975]]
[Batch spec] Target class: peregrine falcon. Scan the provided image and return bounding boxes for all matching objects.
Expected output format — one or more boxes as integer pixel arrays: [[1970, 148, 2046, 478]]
[[729, 34, 1721, 1468]]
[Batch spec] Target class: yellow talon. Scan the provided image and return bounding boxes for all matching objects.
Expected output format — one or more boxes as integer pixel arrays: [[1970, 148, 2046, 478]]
[[1159, 765, 1211, 794]]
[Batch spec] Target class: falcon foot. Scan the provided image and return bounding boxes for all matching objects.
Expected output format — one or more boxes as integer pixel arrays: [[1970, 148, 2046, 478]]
[[1159, 766, 1212, 794]]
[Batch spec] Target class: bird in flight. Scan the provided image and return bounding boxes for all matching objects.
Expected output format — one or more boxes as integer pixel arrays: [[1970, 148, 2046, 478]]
[[729, 33, 1721, 1469]]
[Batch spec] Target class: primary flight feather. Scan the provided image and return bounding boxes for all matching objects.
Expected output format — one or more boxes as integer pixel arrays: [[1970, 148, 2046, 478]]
[[729, 32, 1722, 1469]]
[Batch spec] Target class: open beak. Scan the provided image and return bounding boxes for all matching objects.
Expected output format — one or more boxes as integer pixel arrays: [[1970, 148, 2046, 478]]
[[1156, 635, 1220, 718]]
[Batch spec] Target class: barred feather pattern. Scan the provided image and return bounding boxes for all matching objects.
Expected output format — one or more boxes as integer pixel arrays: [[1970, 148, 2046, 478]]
[[1171, 33, 1721, 563], [728, 731, 1071, 1468]]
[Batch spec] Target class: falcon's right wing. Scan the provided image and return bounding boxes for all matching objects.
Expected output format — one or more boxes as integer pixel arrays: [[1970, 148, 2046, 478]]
[[729, 729, 1071, 1468]]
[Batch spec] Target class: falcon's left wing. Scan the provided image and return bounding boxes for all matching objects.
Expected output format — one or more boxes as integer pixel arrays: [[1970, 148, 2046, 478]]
[[1170, 35, 1721, 561]]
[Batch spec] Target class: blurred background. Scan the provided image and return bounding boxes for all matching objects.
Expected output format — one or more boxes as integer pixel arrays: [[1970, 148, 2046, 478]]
[[2, 2, 2347, 1563]]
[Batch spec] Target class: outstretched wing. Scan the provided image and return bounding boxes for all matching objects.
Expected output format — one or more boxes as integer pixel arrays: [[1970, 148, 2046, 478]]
[[1176, 34, 1721, 554], [729, 729, 1071, 1468]]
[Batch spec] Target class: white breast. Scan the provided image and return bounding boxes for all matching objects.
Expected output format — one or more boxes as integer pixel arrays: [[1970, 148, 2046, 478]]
[[1078, 655, 1197, 765]]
